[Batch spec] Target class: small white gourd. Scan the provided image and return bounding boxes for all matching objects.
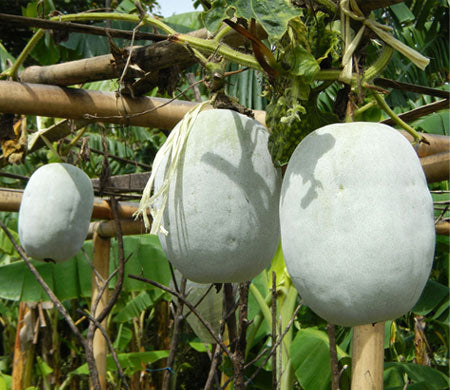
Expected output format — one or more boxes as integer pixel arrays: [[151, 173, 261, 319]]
[[155, 109, 281, 283], [280, 122, 435, 326], [18, 163, 94, 262]]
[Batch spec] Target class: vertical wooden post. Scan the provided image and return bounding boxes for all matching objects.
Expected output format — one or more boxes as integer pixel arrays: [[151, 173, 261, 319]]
[[351, 322, 385, 390], [12, 302, 36, 390], [91, 231, 111, 390]]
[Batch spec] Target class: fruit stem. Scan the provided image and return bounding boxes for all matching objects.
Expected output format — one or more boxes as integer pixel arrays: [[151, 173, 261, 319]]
[[372, 91, 423, 143]]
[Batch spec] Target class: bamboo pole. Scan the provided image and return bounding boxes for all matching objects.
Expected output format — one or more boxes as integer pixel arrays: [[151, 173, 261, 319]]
[[400, 131, 450, 158], [351, 322, 385, 390], [0, 80, 200, 130], [11, 302, 30, 390], [0, 189, 142, 220], [18, 26, 267, 87], [420, 152, 450, 183], [91, 231, 111, 390], [88, 219, 146, 239]]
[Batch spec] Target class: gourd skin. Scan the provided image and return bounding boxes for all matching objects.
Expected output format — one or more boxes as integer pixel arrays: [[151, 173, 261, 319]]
[[18, 163, 94, 262], [280, 122, 435, 326], [156, 109, 281, 283]]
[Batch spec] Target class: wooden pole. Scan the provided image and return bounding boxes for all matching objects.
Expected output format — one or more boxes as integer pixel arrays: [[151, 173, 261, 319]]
[[11, 302, 36, 390], [0, 80, 200, 130], [420, 152, 450, 183], [91, 231, 111, 390], [351, 322, 385, 390], [0, 189, 142, 220]]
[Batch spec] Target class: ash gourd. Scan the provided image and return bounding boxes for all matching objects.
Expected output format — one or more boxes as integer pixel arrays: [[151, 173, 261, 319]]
[[151, 109, 282, 283], [280, 122, 435, 326], [18, 163, 94, 263]]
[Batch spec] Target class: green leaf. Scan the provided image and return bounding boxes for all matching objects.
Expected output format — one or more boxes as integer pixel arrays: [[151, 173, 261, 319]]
[[0, 374, 7, 390], [203, 0, 299, 40], [164, 12, 203, 33], [113, 291, 154, 322], [290, 328, 347, 390], [71, 350, 169, 376], [113, 323, 133, 351], [412, 279, 449, 316], [286, 46, 320, 79], [36, 356, 53, 377], [0, 235, 170, 302], [384, 362, 450, 389], [189, 341, 212, 353], [412, 110, 450, 136], [390, 3, 415, 23]]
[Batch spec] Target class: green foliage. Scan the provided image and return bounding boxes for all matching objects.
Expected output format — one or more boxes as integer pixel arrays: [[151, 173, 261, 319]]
[[290, 328, 347, 390], [71, 350, 169, 376], [0, 0, 448, 388], [203, 0, 299, 40], [0, 235, 170, 301], [384, 362, 449, 389]]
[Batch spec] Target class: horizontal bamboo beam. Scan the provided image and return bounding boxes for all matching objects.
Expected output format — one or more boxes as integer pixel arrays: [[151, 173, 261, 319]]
[[1, 188, 447, 235], [0, 80, 267, 129], [0, 80, 199, 129], [436, 220, 450, 235], [0, 189, 141, 220], [18, 26, 265, 87], [420, 152, 450, 183], [400, 131, 450, 158], [0, 80, 445, 149], [88, 219, 146, 239]]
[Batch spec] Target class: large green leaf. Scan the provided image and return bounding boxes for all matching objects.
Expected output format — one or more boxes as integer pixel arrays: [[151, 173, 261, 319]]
[[0, 235, 170, 302], [71, 350, 169, 376], [384, 362, 450, 389], [203, 0, 299, 40], [113, 291, 154, 323], [164, 12, 204, 33], [290, 327, 347, 390], [412, 279, 449, 316]]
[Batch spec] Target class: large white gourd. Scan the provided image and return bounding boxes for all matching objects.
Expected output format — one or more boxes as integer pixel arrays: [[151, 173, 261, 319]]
[[156, 109, 281, 283], [280, 122, 435, 326], [18, 163, 94, 262]]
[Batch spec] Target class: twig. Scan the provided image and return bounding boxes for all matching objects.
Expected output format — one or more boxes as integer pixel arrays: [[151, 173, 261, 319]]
[[0, 171, 29, 182], [435, 205, 449, 225], [234, 281, 250, 390], [224, 283, 238, 353], [272, 272, 277, 390], [0, 12, 167, 41], [204, 344, 221, 390], [128, 274, 232, 359], [244, 302, 303, 386], [0, 220, 101, 390], [162, 277, 187, 390], [374, 78, 450, 99], [183, 283, 215, 321], [327, 324, 340, 390], [186, 73, 202, 102], [78, 309, 129, 389]]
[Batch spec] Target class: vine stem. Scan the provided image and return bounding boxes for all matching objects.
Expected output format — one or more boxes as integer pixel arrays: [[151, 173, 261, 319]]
[[372, 91, 423, 142], [1, 11, 377, 83]]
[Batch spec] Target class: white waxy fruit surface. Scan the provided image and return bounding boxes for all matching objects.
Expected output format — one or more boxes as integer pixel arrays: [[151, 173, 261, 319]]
[[18, 163, 94, 262], [156, 109, 281, 283], [280, 122, 435, 326]]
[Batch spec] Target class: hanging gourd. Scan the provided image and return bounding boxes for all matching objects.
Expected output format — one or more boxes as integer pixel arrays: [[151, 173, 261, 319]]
[[18, 163, 94, 263], [279, 122, 435, 326], [140, 108, 281, 283]]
